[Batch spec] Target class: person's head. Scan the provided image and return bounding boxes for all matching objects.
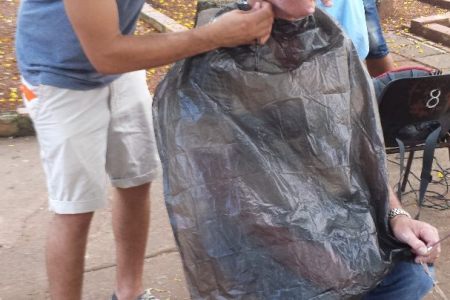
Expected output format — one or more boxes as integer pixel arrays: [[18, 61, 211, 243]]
[[249, 0, 332, 21], [268, 0, 315, 20]]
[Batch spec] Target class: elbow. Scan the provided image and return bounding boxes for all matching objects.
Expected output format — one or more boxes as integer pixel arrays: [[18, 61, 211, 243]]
[[94, 65, 117, 75], [90, 55, 121, 75], [86, 47, 126, 75]]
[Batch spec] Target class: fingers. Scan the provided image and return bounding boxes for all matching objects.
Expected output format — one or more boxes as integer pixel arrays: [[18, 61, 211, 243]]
[[258, 2, 274, 43], [390, 217, 441, 264], [247, 1, 274, 20], [208, 1, 273, 48], [259, 32, 271, 44], [401, 228, 429, 256], [245, 1, 273, 45], [251, 1, 261, 10], [415, 246, 440, 264], [415, 244, 440, 264], [416, 223, 441, 263], [401, 229, 437, 264], [320, 0, 333, 7]]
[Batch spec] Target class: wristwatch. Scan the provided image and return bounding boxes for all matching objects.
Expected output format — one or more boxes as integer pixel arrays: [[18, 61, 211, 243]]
[[388, 208, 411, 220]]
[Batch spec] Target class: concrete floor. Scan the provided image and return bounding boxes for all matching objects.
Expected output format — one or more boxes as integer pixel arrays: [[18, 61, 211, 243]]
[[1, 137, 449, 299]]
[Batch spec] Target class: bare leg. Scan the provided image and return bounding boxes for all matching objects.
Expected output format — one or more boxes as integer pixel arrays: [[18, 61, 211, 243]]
[[113, 182, 151, 300], [365, 53, 395, 77], [46, 212, 94, 300]]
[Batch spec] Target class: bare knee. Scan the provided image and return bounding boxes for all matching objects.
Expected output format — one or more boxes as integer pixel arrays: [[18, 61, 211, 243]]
[[50, 212, 94, 235], [114, 182, 151, 202]]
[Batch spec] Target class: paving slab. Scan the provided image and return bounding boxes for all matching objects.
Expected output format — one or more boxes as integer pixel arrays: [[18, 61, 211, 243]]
[[386, 32, 421, 47], [392, 59, 431, 69], [410, 13, 450, 29], [0, 137, 186, 299], [82, 253, 190, 300], [411, 16, 450, 47], [414, 53, 450, 69], [385, 30, 450, 71], [390, 53, 409, 62], [389, 40, 444, 59]]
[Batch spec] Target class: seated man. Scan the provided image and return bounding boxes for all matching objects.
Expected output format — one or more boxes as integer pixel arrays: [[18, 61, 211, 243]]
[[153, 1, 440, 299], [316, 2, 438, 299]]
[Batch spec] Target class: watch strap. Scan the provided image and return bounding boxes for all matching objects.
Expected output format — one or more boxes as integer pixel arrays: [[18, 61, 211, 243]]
[[388, 208, 411, 220]]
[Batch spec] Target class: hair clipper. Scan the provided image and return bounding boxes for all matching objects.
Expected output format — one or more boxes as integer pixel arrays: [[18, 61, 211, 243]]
[[236, 0, 252, 11]]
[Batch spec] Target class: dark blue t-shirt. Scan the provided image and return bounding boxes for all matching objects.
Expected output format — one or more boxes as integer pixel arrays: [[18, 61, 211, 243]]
[[16, 0, 145, 90]]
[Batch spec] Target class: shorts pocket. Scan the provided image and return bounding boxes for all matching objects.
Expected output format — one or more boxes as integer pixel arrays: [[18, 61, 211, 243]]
[[21, 83, 46, 121]]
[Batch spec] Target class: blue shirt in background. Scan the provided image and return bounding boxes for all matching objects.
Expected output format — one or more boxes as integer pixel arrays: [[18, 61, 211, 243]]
[[16, 0, 145, 90], [317, 0, 369, 59]]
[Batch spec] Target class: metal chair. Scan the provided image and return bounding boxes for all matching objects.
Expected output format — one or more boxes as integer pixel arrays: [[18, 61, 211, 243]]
[[373, 68, 450, 212]]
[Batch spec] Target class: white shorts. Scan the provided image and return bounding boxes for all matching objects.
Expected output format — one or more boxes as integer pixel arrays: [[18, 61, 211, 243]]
[[21, 71, 161, 214]]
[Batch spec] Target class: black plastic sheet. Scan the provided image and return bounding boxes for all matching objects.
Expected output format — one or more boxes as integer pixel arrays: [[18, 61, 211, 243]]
[[153, 8, 401, 299]]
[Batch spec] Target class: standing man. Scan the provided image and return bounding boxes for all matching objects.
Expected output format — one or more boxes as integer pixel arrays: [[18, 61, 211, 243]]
[[316, 0, 394, 76], [317, 0, 370, 59], [15, 0, 273, 299]]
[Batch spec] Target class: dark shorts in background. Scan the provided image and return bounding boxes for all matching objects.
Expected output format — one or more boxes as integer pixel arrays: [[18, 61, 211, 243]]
[[363, 0, 390, 59]]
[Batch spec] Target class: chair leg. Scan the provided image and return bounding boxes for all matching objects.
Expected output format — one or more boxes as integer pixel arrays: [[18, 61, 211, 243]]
[[448, 146, 450, 162], [401, 151, 415, 192]]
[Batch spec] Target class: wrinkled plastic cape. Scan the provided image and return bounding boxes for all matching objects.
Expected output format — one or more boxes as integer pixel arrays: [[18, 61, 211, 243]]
[[153, 8, 403, 300]]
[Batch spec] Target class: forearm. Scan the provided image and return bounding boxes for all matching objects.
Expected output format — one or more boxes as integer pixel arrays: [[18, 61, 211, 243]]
[[388, 185, 402, 210], [387, 184, 441, 262], [64, 0, 218, 74], [91, 27, 219, 74], [64, 0, 273, 75]]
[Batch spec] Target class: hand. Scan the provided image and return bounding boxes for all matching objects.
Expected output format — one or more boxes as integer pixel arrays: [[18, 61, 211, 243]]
[[208, 1, 274, 47], [390, 215, 441, 264]]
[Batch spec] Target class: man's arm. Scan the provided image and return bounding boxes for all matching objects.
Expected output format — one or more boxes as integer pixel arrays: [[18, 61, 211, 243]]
[[64, 0, 274, 74], [388, 186, 441, 263]]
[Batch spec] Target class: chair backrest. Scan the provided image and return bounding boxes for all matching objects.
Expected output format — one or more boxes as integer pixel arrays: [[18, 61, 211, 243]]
[[376, 72, 450, 148], [375, 69, 450, 218]]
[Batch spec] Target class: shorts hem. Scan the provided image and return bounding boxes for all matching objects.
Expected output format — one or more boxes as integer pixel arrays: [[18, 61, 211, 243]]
[[111, 168, 161, 189], [366, 50, 390, 60], [49, 199, 106, 214]]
